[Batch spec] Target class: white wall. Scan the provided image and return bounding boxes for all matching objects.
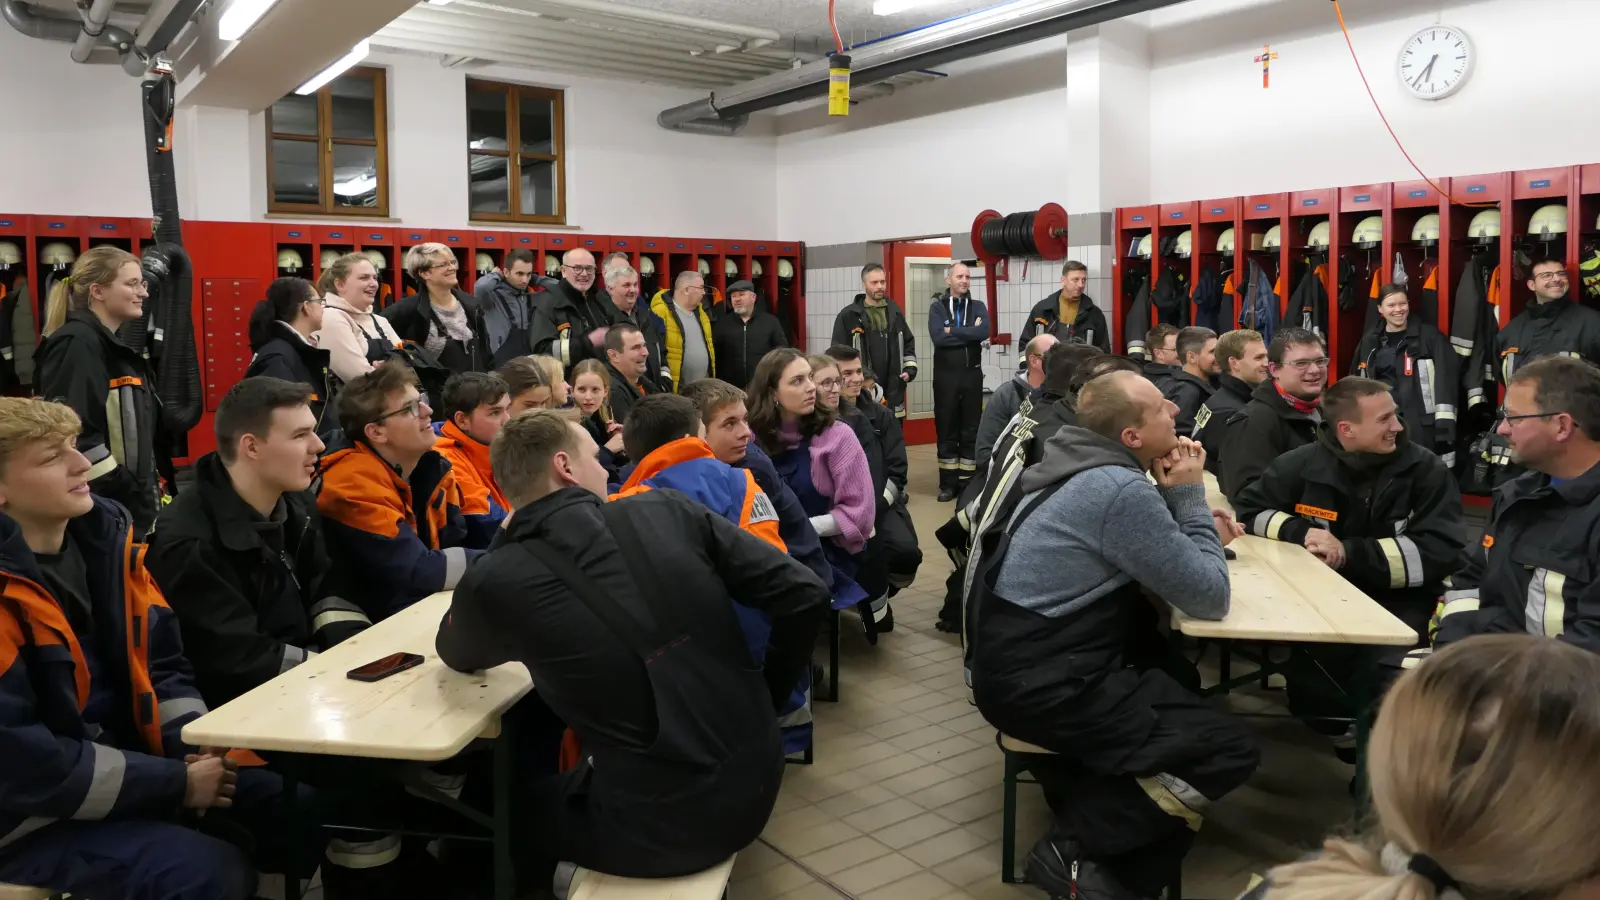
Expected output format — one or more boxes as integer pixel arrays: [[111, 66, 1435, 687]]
[[1146, 0, 1600, 202], [775, 38, 1070, 246]]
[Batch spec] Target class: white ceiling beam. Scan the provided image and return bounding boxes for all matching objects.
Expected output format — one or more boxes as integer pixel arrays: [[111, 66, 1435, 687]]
[[376, 23, 752, 82], [370, 32, 734, 89], [445, 0, 786, 60], [476, 0, 781, 43]]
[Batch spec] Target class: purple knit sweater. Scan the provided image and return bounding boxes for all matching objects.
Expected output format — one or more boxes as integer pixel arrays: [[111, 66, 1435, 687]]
[[780, 419, 875, 554]]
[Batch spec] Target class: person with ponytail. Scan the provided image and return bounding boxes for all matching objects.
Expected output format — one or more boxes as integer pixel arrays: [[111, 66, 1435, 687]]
[[315, 252, 401, 385], [245, 277, 337, 437], [37, 245, 165, 535], [1244, 634, 1600, 900]]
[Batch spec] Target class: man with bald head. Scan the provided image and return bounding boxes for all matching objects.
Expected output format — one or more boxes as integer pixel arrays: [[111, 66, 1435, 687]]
[[929, 261, 989, 500], [975, 332, 1058, 466], [651, 270, 716, 391], [968, 369, 1255, 900], [531, 247, 619, 374]]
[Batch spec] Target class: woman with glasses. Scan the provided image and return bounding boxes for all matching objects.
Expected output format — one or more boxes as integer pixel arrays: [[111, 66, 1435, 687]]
[[36, 246, 167, 535], [246, 277, 339, 438], [1350, 283, 1459, 465], [382, 243, 489, 374]]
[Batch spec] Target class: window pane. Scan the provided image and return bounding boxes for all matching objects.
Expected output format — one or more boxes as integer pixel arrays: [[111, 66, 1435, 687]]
[[271, 139, 320, 206], [270, 93, 317, 136], [519, 94, 554, 154], [469, 153, 510, 215], [331, 143, 379, 209], [467, 88, 508, 151], [329, 75, 376, 140], [520, 158, 557, 217]]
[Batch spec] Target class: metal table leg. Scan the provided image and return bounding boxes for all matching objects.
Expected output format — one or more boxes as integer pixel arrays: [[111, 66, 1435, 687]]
[[493, 717, 515, 900], [282, 757, 302, 900]]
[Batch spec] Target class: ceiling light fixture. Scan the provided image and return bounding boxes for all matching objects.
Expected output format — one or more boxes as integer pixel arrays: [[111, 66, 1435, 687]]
[[217, 0, 281, 41], [296, 40, 371, 95], [871, 0, 934, 15], [426, 0, 455, 5]]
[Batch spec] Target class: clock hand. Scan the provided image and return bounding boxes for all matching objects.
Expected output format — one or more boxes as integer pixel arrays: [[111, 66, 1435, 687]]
[[1412, 54, 1438, 87]]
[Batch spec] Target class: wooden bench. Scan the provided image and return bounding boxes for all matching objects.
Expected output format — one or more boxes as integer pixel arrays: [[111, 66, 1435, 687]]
[[0, 885, 52, 900], [998, 732, 1056, 885], [569, 856, 736, 900]]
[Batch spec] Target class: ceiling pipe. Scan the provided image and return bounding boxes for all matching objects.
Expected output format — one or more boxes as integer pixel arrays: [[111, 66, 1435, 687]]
[[498, 0, 781, 43], [70, 0, 119, 63], [3, 0, 146, 74], [659, 0, 1186, 132]]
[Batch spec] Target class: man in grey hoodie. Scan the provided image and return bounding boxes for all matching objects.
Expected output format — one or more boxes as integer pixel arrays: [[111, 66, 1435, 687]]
[[969, 370, 1258, 900]]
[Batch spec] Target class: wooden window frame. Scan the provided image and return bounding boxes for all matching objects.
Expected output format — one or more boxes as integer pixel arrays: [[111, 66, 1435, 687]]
[[466, 79, 567, 225], [266, 66, 390, 217]]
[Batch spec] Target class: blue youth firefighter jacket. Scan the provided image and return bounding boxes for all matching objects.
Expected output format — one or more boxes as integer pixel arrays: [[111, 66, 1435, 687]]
[[0, 497, 206, 851]]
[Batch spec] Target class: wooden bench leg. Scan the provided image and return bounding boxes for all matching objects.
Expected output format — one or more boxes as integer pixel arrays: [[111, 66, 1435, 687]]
[[1001, 750, 1022, 884]]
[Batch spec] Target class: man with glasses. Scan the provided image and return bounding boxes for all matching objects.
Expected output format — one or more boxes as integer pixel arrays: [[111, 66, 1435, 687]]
[[1495, 260, 1600, 383], [317, 361, 487, 623], [531, 248, 619, 375], [1221, 327, 1327, 504], [651, 270, 716, 391], [1426, 357, 1600, 658]]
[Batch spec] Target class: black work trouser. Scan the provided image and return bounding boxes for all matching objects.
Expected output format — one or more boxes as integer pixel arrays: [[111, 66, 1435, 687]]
[[879, 501, 922, 590], [934, 366, 983, 491]]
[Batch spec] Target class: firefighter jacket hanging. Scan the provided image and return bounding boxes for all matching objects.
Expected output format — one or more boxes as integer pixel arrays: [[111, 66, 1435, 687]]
[[1236, 260, 1279, 346], [0, 277, 35, 392], [1023, 290, 1111, 352], [1119, 272, 1153, 358], [831, 295, 918, 415], [1350, 318, 1459, 462], [1431, 461, 1600, 657], [1192, 266, 1229, 333], [1495, 298, 1600, 383], [1286, 259, 1330, 337], [1448, 253, 1499, 412], [1151, 265, 1189, 327]]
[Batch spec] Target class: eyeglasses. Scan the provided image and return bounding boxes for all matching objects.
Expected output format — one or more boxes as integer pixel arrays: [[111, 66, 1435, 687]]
[[1534, 271, 1569, 283], [1497, 407, 1557, 424], [1283, 357, 1330, 371], [816, 378, 841, 391], [563, 265, 597, 275], [426, 259, 458, 272], [378, 392, 429, 422], [121, 278, 149, 291]]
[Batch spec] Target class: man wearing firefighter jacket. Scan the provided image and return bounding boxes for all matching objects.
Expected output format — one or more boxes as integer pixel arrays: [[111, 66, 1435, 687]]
[[1235, 377, 1465, 741], [928, 262, 988, 501], [1350, 284, 1458, 466], [1423, 357, 1600, 661], [831, 263, 918, 418], [1194, 329, 1269, 478], [1495, 260, 1600, 382], [1021, 260, 1111, 351], [1220, 328, 1327, 504]]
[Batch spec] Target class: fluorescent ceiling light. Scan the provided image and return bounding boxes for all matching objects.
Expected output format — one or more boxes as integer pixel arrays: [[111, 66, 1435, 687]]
[[295, 40, 370, 95], [333, 173, 378, 197], [872, 0, 933, 15], [427, 0, 454, 4], [218, 0, 280, 41]]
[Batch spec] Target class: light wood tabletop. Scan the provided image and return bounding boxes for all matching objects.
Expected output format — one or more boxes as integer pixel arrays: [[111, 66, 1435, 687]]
[[1204, 471, 1233, 516], [182, 592, 533, 760], [569, 857, 736, 900], [1171, 535, 1418, 647]]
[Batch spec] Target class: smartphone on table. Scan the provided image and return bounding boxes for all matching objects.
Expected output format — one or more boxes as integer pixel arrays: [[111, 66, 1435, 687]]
[[346, 652, 426, 683]]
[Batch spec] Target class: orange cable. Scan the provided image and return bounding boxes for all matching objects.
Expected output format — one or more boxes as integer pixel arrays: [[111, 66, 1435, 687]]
[[828, 0, 843, 52], [1331, 0, 1494, 207]]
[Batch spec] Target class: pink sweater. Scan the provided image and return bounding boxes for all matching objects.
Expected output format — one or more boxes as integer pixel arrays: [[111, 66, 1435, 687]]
[[782, 419, 875, 555]]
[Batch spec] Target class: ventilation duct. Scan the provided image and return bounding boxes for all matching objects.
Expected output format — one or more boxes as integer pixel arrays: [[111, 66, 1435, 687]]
[[659, 0, 1187, 134], [3, 0, 203, 75]]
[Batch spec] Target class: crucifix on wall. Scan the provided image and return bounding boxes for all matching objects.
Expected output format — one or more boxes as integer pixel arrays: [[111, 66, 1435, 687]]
[[1254, 43, 1280, 88]]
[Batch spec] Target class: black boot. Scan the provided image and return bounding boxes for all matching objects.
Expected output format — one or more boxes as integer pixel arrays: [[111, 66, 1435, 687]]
[[937, 487, 956, 502], [1025, 836, 1151, 900]]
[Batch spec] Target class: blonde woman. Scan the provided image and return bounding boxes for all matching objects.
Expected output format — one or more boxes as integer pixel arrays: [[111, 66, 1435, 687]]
[[37, 246, 164, 534], [1245, 634, 1600, 900], [383, 243, 487, 374], [316, 252, 401, 384], [531, 354, 569, 408]]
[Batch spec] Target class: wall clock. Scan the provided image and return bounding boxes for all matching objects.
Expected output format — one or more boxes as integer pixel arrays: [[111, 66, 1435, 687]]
[[1398, 25, 1473, 101]]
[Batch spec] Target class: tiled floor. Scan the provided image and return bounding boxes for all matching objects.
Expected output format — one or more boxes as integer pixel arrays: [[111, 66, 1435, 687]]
[[729, 443, 1363, 900]]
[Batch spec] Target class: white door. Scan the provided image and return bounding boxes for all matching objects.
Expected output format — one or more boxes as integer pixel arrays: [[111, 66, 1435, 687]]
[[902, 257, 948, 419]]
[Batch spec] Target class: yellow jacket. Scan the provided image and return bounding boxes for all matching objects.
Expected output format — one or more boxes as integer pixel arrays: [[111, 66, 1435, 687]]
[[650, 289, 716, 391]]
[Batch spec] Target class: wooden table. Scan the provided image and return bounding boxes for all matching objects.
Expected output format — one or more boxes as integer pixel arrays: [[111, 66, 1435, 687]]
[[1204, 471, 1232, 516], [184, 591, 532, 900]]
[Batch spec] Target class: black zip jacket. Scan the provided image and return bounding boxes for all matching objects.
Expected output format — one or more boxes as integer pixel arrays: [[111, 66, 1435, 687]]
[[436, 487, 828, 875], [711, 310, 787, 392], [472, 272, 535, 367], [145, 453, 366, 708], [1495, 298, 1600, 385], [606, 360, 664, 425], [831, 295, 918, 412], [246, 321, 338, 438], [1447, 253, 1496, 411], [1195, 374, 1254, 477], [1234, 430, 1464, 634], [532, 280, 621, 372], [1022, 290, 1111, 352], [380, 289, 490, 373], [1433, 460, 1600, 656], [1165, 370, 1217, 438], [1143, 361, 1178, 395], [927, 291, 987, 371], [1350, 317, 1458, 454], [1287, 259, 1330, 336], [854, 395, 909, 506], [37, 308, 164, 536], [1220, 379, 1321, 504]]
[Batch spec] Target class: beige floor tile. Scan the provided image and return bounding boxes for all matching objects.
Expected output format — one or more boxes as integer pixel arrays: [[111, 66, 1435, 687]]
[[763, 803, 834, 839], [938, 745, 1003, 776], [776, 883, 847, 900], [917, 698, 979, 724], [832, 853, 926, 895], [933, 787, 1005, 825], [875, 810, 960, 850], [730, 840, 788, 882], [797, 834, 895, 875], [886, 723, 960, 752], [843, 796, 927, 832], [874, 683, 934, 705], [816, 783, 897, 819], [769, 790, 811, 817], [912, 733, 989, 763], [865, 715, 937, 740], [933, 845, 1004, 888], [859, 871, 958, 900], [880, 764, 961, 797], [853, 752, 929, 782], [767, 820, 863, 856], [901, 825, 994, 868], [734, 861, 819, 898], [904, 774, 990, 809]]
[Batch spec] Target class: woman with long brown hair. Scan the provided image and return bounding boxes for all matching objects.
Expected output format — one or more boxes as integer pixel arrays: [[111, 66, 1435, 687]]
[[316, 251, 401, 384], [1246, 634, 1600, 900], [37, 246, 164, 534]]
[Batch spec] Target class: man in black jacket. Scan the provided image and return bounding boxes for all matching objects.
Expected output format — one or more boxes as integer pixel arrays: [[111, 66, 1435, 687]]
[[531, 249, 619, 374], [1142, 323, 1180, 394], [1235, 377, 1464, 749], [712, 280, 786, 391], [1350, 284, 1458, 465], [435, 410, 829, 881], [1221, 327, 1327, 503], [1194, 329, 1267, 477], [928, 262, 988, 500], [603, 260, 670, 391], [473, 248, 537, 367], [1166, 326, 1219, 437], [831, 263, 918, 418], [1020, 260, 1111, 351], [604, 322, 663, 425], [1495, 259, 1600, 380]]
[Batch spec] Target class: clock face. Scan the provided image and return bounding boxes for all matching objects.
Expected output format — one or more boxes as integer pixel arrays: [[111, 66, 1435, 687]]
[[1399, 26, 1473, 100]]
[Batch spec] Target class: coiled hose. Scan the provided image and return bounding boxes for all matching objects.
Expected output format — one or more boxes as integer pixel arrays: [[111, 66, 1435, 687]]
[[139, 72, 203, 436]]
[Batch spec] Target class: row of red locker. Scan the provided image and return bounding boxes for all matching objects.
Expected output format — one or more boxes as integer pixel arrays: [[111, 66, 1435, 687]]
[[1110, 164, 1600, 377]]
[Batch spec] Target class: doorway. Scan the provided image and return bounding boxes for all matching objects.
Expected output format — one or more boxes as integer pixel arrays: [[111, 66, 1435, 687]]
[[884, 241, 950, 444]]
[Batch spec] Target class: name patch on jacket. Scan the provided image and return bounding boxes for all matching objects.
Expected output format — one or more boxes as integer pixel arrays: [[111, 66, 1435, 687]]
[[1295, 503, 1339, 522], [1482, 534, 1495, 549], [749, 491, 778, 525]]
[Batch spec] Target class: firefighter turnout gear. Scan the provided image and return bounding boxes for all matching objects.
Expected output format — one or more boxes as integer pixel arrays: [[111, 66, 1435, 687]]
[[832, 295, 918, 416], [928, 291, 987, 494], [1022, 290, 1110, 351], [1351, 317, 1459, 463]]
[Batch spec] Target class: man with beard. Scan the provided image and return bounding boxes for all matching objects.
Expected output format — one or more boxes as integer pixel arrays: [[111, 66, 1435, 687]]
[[1166, 326, 1220, 438], [1194, 329, 1268, 478], [531, 248, 618, 374], [712, 280, 787, 391], [1021, 260, 1110, 351], [831, 263, 918, 419], [1220, 327, 1327, 503]]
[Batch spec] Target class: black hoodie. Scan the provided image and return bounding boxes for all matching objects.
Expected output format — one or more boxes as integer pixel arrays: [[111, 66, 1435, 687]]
[[246, 320, 338, 438], [1220, 379, 1321, 505], [1022, 290, 1110, 352]]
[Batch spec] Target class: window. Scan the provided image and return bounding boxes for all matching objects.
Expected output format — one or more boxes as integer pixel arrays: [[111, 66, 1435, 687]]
[[267, 67, 389, 216], [465, 79, 566, 224]]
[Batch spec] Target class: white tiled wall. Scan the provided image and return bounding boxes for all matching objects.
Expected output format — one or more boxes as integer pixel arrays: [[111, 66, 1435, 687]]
[[803, 266, 863, 355]]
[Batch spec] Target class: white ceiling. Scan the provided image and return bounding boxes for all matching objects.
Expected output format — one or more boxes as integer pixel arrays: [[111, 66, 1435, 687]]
[[598, 0, 992, 47]]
